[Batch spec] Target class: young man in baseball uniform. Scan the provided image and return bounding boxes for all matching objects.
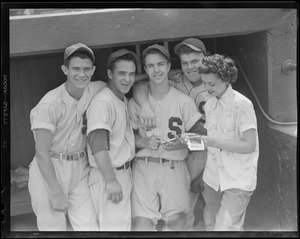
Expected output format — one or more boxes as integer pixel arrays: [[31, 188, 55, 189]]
[[29, 43, 106, 231], [133, 38, 211, 230], [86, 49, 138, 231], [128, 44, 204, 231]]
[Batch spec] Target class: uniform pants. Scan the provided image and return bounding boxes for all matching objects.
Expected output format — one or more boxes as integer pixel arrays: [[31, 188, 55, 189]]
[[202, 182, 253, 231], [89, 166, 133, 231], [28, 158, 99, 231], [131, 158, 190, 226], [185, 151, 207, 231]]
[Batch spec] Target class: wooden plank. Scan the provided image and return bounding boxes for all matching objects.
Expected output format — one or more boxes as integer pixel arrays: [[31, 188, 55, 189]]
[[135, 44, 142, 74], [10, 9, 296, 57], [11, 187, 33, 217]]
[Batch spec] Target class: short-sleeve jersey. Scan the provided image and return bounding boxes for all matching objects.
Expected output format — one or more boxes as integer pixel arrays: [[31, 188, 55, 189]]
[[128, 86, 201, 161], [30, 81, 106, 154], [86, 87, 135, 168], [203, 85, 259, 192], [169, 71, 211, 117]]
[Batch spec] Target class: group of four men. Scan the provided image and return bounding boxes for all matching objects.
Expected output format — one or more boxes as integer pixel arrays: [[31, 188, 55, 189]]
[[28, 37, 258, 232]]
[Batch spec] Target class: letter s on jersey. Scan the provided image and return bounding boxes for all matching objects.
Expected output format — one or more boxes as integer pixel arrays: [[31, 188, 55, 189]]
[[168, 117, 182, 139]]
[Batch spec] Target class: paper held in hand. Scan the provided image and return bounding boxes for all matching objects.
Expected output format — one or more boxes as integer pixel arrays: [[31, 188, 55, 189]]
[[181, 133, 205, 151]]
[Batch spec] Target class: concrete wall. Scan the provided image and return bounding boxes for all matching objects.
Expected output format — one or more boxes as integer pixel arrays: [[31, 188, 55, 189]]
[[269, 128, 297, 230], [267, 9, 297, 123], [10, 9, 294, 56]]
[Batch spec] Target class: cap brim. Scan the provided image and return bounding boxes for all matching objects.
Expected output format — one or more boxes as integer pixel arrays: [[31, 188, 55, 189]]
[[65, 47, 95, 61], [74, 47, 95, 61], [107, 50, 139, 69], [174, 43, 204, 55], [143, 46, 170, 61]]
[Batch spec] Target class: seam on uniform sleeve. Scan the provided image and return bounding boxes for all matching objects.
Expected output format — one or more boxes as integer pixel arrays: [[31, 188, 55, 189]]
[[31, 123, 56, 135]]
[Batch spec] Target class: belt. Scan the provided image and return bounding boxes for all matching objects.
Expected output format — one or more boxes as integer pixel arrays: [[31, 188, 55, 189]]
[[136, 157, 178, 169], [136, 157, 170, 163], [115, 161, 131, 171], [50, 149, 86, 161]]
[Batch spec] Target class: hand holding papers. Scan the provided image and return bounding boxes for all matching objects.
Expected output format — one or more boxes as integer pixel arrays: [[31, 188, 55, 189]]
[[181, 133, 205, 151]]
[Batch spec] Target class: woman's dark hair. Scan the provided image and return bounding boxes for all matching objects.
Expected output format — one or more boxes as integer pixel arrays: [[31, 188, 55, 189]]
[[199, 54, 238, 83]]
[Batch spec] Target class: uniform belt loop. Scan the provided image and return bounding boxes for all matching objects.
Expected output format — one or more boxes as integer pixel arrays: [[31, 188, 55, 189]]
[[145, 157, 148, 166], [76, 152, 80, 160], [159, 158, 162, 164], [170, 160, 175, 169], [59, 153, 64, 166]]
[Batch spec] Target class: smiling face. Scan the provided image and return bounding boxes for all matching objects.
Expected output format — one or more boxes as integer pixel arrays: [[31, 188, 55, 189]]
[[62, 56, 95, 92], [107, 59, 136, 99], [180, 51, 205, 84], [201, 73, 228, 99], [144, 53, 171, 85]]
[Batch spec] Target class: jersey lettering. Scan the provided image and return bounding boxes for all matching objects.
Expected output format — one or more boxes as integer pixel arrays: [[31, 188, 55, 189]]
[[168, 117, 182, 139]]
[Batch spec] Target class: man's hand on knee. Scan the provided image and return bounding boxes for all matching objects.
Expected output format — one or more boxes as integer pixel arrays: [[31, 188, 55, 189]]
[[164, 212, 187, 231]]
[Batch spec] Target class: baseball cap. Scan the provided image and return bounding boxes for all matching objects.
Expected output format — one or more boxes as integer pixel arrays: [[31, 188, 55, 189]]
[[64, 43, 95, 62], [142, 44, 170, 61], [107, 48, 139, 70], [174, 38, 206, 56]]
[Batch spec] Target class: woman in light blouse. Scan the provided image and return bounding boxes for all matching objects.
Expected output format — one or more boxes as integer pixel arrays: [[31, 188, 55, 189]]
[[198, 54, 259, 231]]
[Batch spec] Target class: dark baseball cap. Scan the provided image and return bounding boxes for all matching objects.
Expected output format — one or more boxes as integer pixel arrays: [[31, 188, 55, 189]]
[[174, 38, 206, 56], [142, 44, 170, 62], [64, 43, 95, 62], [107, 48, 139, 70]]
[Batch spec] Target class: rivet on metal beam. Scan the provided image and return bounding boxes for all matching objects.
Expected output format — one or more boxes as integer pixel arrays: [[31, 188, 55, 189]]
[[281, 59, 296, 74]]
